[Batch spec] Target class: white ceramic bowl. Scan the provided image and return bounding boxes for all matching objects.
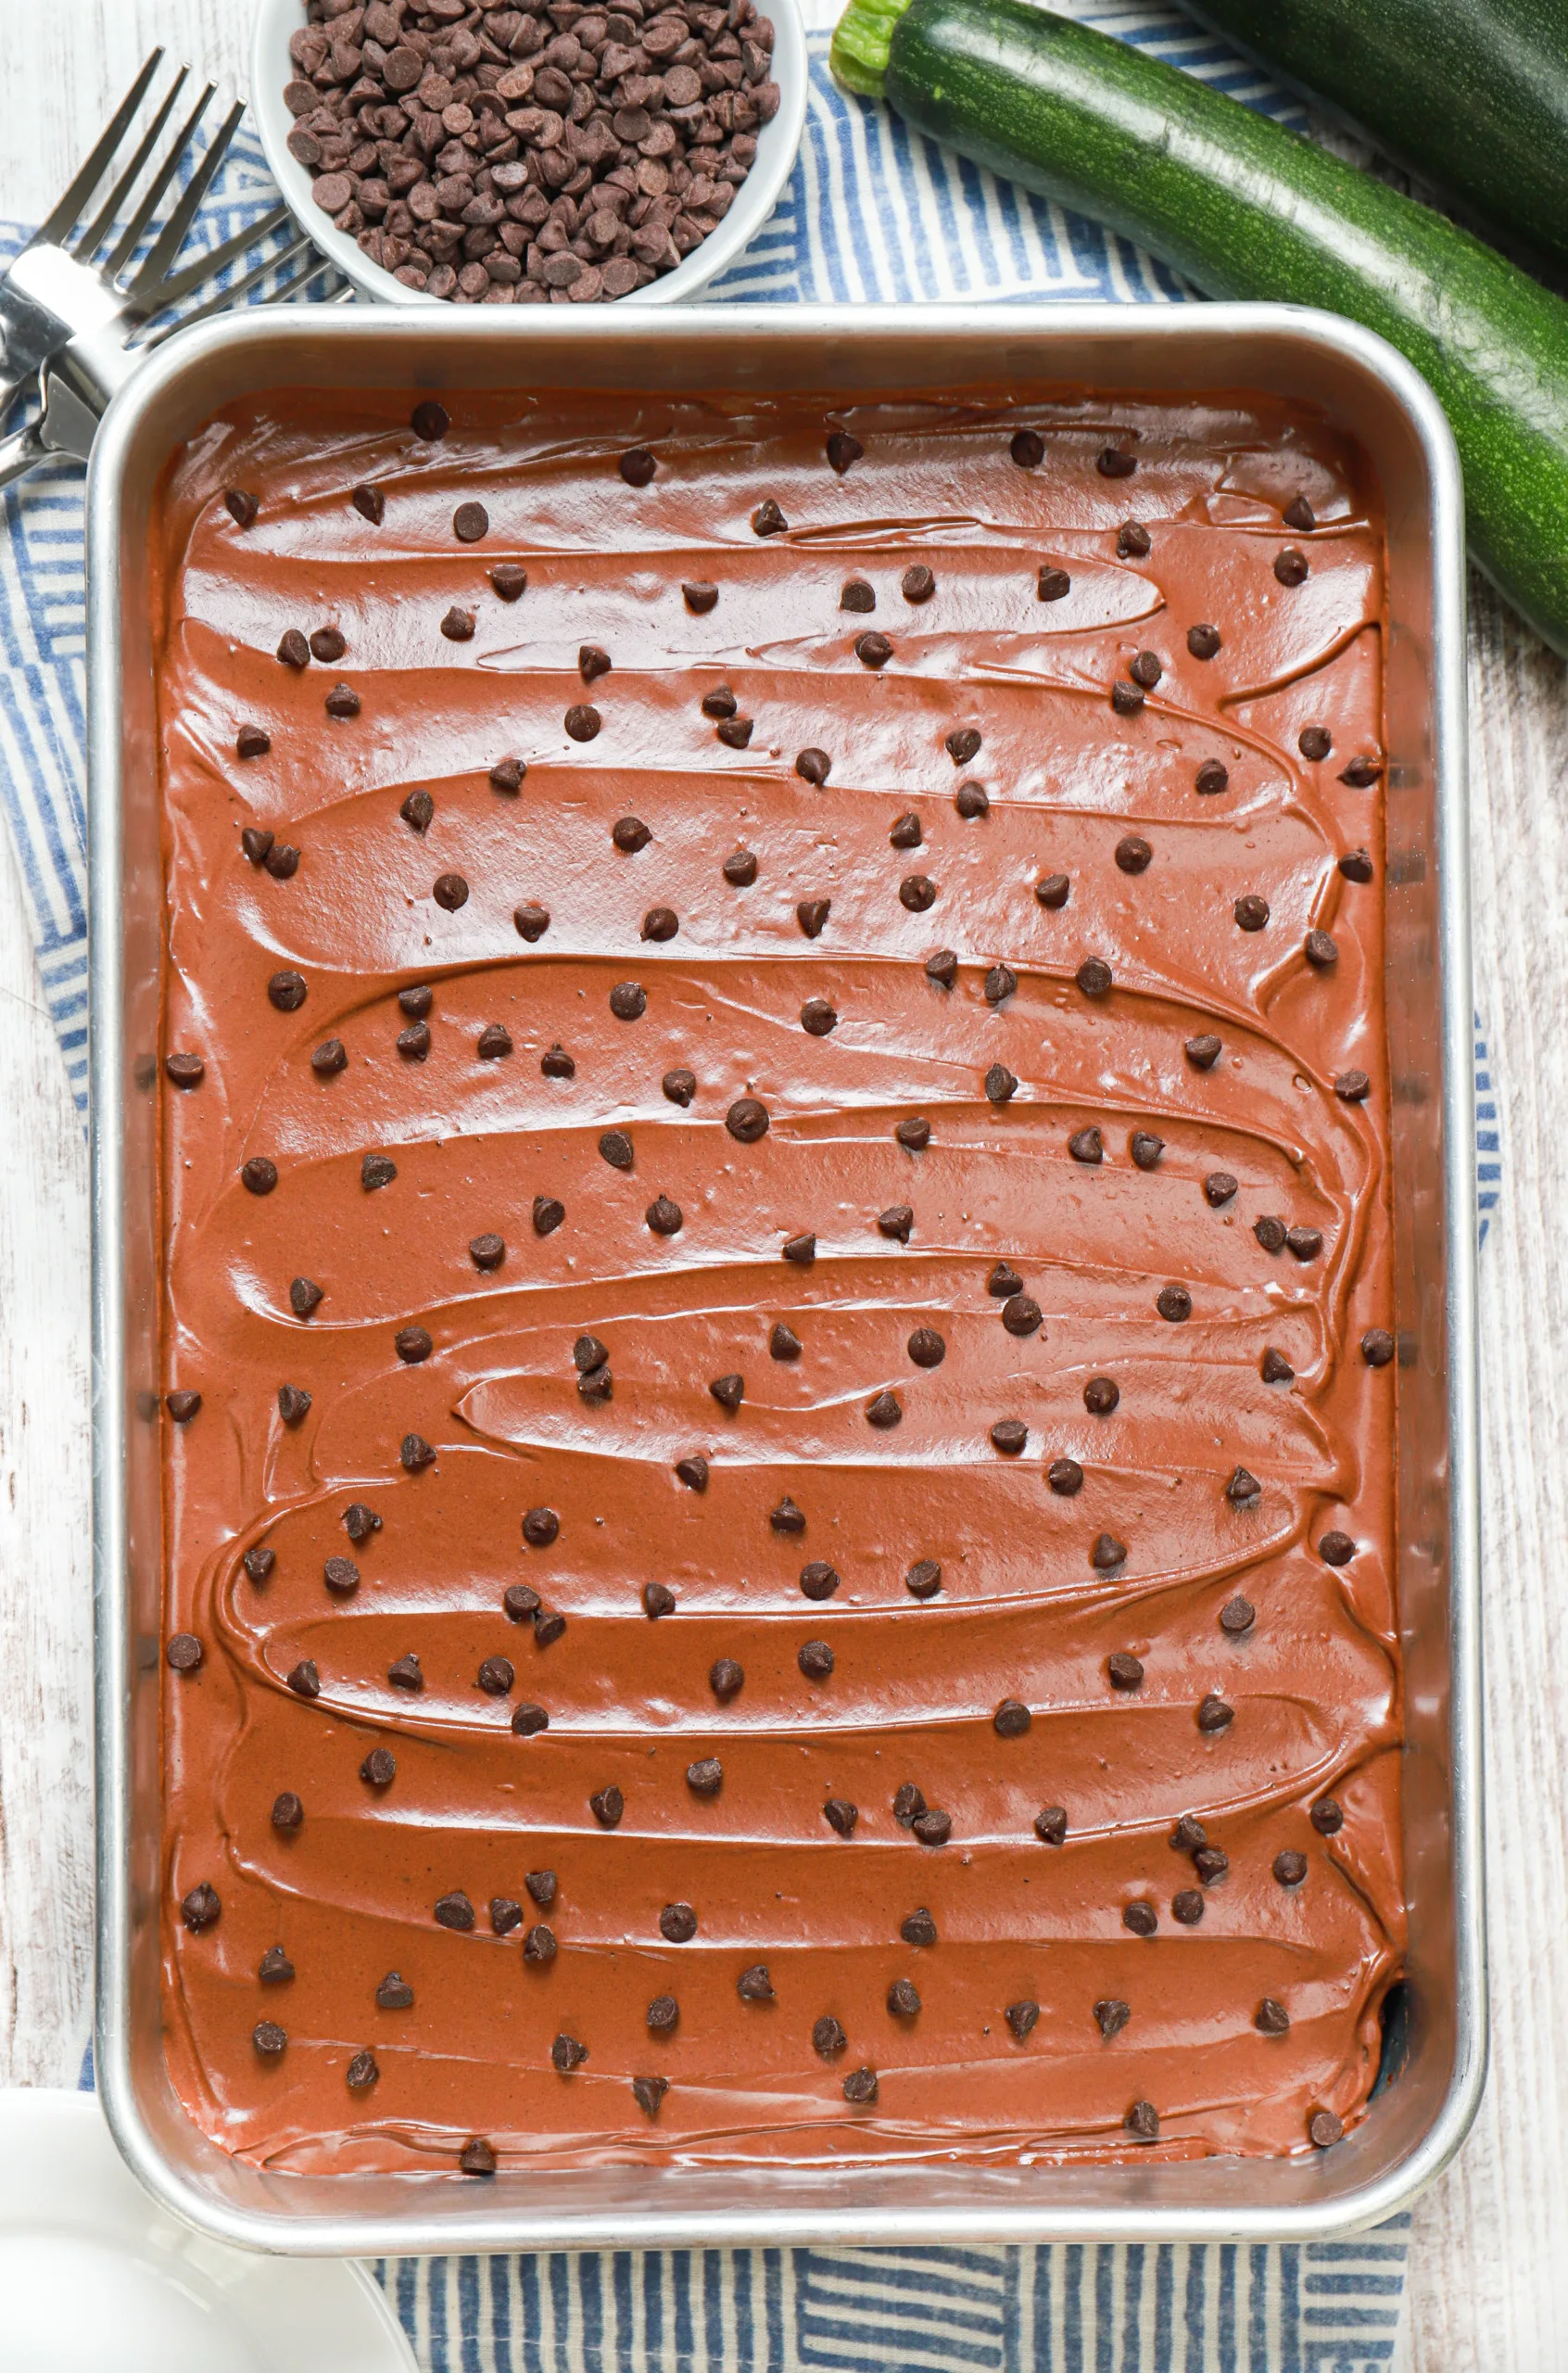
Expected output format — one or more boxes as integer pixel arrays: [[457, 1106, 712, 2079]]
[[250, 0, 806, 308]]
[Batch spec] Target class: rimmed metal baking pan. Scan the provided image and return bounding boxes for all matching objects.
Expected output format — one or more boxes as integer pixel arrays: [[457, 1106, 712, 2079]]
[[90, 300, 1483, 2252]]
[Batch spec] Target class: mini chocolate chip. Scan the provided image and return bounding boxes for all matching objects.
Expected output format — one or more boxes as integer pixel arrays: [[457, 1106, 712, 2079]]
[[1011, 428, 1044, 468], [641, 1580, 677, 1620], [276, 628, 309, 670], [470, 1233, 505, 1273], [710, 1656, 744, 1704], [1047, 1458, 1083, 1496], [1076, 958, 1114, 999], [954, 781, 993, 825], [1361, 1327, 1396, 1367], [682, 580, 718, 613], [752, 498, 787, 537], [512, 1702, 549, 1736], [1171, 1888, 1204, 1925], [461, 2136, 499, 2174], [632, 2076, 668, 2117], [1259, 1346, 1296, 1389], [855, 630, 893, 669], [1284, 495, 1318, 531], [289, 1277, 323, 1318], [1234, 894, 1270, 933], [1187, 624, 1221, 660], [1157, 1284, 1192, 1323], [1339, 847, 1375, 884], [891, 807, 922, 847], [1185, 1033, 1222, 1069], [523, 1504, 561, 1548], [994, 1698, 1031, 1738], [376, 1971, 415, 2011], [799, 1639, 835, 1680], [1274, 547, 1309, 586], [798, 898, 831, 937], [1319, 1529, 1356, 1566], [263, 843, 300, 881], [361, 1747, 396, 1787], [433, 872, 469, 913], [905, 1559, 942, 1599], [646, 1993, 680, 2036], [841, 577, 875, 613], [709, 1373, 745, 1413], [819, 1795, 860, 1839], [1203, 1171, 1238, 1210], [166, 1633, 203, 1672], [1092, 1533, 1129, 1572], [286, 1660, 320, 1699], [253, 2019, 287, 2061], [434, 1890, 474, 1932], [166, 1389, 202, 1423], [1195, 759, 1230, 796], [1038, 565, 1071, 602], [1032, 1806, 1068, 1847], [1196, 1694, 1234, 1732], [892, 1784, 927, 1827], [477, 1022, 514, 1062], [985, 1062, 1019, 1105], [268, 970, 308, 1013], [600, 1130, 634, 1174], [801, 996, 837, 1037], [1256, 1998, 1292, 2035], [772, 1498, 806, 1534], [1340, 756, 1383, 786], [325, 680, 363, 716], [1170, 1814, 1208, 1853], [737, 1963, 775, 2002], [589, 1785, 625, 1830], [224, 488, 259, 527], [925, 948, 959, 988], [1107, 1652, 1144, 1690], [1286, 1225, 1324, 1261], [503, 1585, 538, 1620], [903, 565, 935, 603], [1095, 1999, 1131, 2038], [1098, 448, 1137, 478], [899, 873, 936, 913], [906, 1326, 945, 1367], [1130, 652, 1162, 692], [452, 500, 488, 544], [400, 1433, 436, 1470], [1274, 1849, 1309, 1888], [896, 1116, 931, 1149], [524, 1925, 558, 1967], [236, 724, 271, 759], [1195, 1848, 1229, 1884], [1069, 1126, 1103, 1164], [1311, 1797, 1345, 1835], [913, 1808, 952, 1846], [1304, 930, 1338, 970], [564, 704, 601, 741], [796, 746, 831, 785], [900, 1906, 937, 1945], [877, 1206, 914, 1246], [991, 1418, 1027, 1454], [576, 644, 613, 689], [343, 1504, 381, 1547], [800, 1562, 840, 1605], [844, 2064, 880, 2104], [1111, 681, 1144, 716], [647, 1194, 683, 1238], [1001, 1295, 1043, 1339], [324, 1555, 360, 1596], [241, 828, 274, 866], [620, 447, 656, 487], [1128, 1129, 1165, 1172], [1115, 835, 1152, 877], [1083, 1376, 1119, 1415], [984, 961, 1017, 1006], [1255, 1215, 1288, 1253], [351, 485, 385, 524], [883, 1977, 920, 2019], [491, 565, 527, 603], [727, 1097, 769, 1143], [477, 1656, 515, 1697], [1220, 1593, 1256, 1635], [388, 1652, 424, 1690], [1125, 2100, 1159, 2142], [660, 1902, 699, 1945], [771, 1321, 803, 1360], [1334, 1069, 1374, 1106], [1299, 726, 1333, 760], [1035, 872, 1070, 909], [1122, 1902, 1157, 1936], [866, 1390, 903, 1429], [411, 400, 449, 442], [312, 1037, 350, 1077], [395, 1325, 434, 1364], [272, 1791, 304, 1834], [723, 846, 759, 887]]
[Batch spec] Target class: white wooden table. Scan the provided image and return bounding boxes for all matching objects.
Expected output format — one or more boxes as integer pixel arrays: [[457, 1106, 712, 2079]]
[[4, 6, 1566, 2361]]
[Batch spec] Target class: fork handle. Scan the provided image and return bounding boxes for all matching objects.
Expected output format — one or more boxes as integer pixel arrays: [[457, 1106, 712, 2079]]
[[0, 415, 47, 495]]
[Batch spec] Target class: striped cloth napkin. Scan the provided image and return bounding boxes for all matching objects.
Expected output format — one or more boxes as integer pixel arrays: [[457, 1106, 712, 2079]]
[[19, 4, 1452, 2362]]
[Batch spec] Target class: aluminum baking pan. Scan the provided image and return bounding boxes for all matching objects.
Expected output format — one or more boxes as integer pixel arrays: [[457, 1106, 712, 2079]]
[[89, 300, 1484, 2252]]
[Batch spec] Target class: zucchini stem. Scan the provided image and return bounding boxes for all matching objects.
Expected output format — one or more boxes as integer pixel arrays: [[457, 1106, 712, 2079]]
[[830, 0, 915, 96]]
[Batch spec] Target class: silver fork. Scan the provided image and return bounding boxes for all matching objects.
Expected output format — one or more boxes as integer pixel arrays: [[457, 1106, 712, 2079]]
[[0, 49, 296, 417]]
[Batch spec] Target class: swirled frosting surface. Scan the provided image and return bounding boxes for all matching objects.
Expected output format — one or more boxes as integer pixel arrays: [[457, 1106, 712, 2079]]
[[154, 387, 1401, 2175]]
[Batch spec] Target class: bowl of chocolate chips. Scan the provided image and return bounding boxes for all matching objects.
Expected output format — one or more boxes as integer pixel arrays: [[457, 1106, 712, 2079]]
[[253, 0, 805, 307]]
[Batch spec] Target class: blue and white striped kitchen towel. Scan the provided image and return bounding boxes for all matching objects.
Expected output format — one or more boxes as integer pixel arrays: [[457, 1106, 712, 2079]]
[[31, 4, 1453, 2363]]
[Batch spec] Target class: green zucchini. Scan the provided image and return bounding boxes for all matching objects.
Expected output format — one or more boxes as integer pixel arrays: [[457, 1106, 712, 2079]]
[[1180, 0, 1568, 272], [831, 0, 1568, 656]]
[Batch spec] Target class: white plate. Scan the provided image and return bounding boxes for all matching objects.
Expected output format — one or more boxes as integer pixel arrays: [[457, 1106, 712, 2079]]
[[249, 0, 808, 309], [0, 2092, 415, 2373]]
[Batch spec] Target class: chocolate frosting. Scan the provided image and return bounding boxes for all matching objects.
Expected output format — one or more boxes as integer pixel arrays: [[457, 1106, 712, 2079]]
[[153, 388, 1401, 2174]]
